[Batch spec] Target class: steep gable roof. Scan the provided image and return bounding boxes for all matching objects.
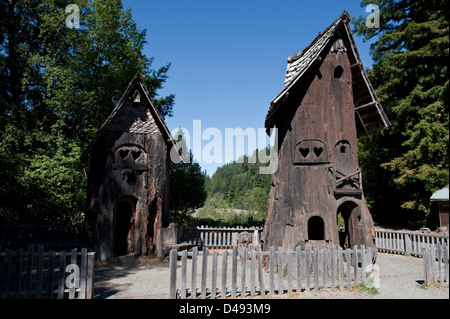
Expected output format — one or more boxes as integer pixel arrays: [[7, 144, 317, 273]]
[[81, 73, 177, 161], [265, 11, 390, 136]]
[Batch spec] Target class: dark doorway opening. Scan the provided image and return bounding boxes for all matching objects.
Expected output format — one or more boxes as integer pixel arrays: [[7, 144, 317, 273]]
[[337, 202, 357, 249], [114, 198, 136, 256], [308, 216, 325, 240]]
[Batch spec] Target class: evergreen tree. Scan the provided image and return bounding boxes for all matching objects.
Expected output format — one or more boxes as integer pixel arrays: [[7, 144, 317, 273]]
[[169, 128, 207, 225], [353, 0, 448, 226], [204, 147, 272, 215], [0, 0, 174, 224]]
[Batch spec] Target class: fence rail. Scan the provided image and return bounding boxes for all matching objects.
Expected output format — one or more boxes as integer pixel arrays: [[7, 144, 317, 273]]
[[422, 243, 449, 286], [169, 245, 373, 299], [0, 244, 95, 299], [375, 228, 449, 257], [177, 225, 262, 249]]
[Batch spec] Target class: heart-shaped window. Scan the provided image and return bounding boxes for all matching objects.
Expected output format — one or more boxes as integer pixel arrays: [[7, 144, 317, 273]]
[[119, 150, 129, 159], [299, 148, 310, 158], [313, 147, 323, 158], [132, 150, 141, 160]]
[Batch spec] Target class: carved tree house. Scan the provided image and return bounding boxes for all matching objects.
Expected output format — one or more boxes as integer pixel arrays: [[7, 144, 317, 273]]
[[262, 12, 390, 260], [81, 73, 177, 262]]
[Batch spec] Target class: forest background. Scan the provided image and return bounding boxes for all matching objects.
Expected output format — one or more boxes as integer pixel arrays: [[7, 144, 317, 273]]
[[0, 0, 448, 230]]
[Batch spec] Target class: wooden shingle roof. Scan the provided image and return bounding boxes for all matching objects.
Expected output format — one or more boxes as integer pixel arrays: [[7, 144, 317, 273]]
[[266, 11, 390, 136], [81, 73, 177, 161]]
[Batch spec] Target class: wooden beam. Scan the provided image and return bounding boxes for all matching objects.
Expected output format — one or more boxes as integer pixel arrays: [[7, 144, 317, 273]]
[[355, 101, 377, 111], [336, 169, 360, 185]]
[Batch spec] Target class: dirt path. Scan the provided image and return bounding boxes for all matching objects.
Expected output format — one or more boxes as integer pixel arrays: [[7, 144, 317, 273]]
[[93, 252, 449, 299]]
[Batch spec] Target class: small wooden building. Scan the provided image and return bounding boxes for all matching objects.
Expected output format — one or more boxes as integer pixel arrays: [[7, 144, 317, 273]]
[[81, 73, 177, 262], [262, 12, 390, 261], [430, 187, 449, 232]]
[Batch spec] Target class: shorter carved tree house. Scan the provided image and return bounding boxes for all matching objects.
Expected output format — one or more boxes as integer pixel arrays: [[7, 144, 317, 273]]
[[262, 12, 390, 260], [81, 73, 177, 262]]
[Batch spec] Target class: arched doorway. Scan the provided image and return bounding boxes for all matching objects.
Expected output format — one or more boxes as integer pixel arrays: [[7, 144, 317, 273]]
[[336, 201, 358, 249], [308, 216, 325, 240], [113, 197, 136, 256]]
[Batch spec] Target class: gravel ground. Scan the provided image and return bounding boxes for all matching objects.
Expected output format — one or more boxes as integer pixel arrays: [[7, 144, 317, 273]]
[[94, 252, 449, 299]]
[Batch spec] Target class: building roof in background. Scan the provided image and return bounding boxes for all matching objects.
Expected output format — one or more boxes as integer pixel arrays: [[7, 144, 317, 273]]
[[431, 187, 449, 201]]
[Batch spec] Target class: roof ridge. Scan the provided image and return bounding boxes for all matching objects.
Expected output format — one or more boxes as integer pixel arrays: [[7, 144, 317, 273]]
[[265, 11, 390, 136], [81, 73, 177, 161]]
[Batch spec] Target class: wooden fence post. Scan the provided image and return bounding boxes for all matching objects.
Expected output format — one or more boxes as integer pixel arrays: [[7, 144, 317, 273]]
[[58, 250, 66, 299], [257, 250, 265, 296], [79, 248, 87, 299], [69, 248, 77, 299], [345, 249, 351, 288], [250, 250, 256, 296], [181, 250, 187, 299], [296, 246, 302, 292], [338, 246, 343, 290], [86, 252, 95, 299], [269, 246, 275, 295], [278, 247, 283, 294], [25, 244, 34, 299], [201, 247, 208, 299], [221, 250, 228, 298], [2, 249, 12, 299], [211, 250, 218, 299], [322, 249, 327, 289], [287, 250, 293, 293], [360, 245, 366, 286], [241, 247, 248, 297], [231, 246, 238, 298], [36, 245, 44, 299], [13, 248, 23, 299], [47, 251, 55, 299], [169, 249, 178, 299], [404, 232, 412, 256], [191, 246, 198, 298], [305, 246, 311, 291], [330, 245, 336, 290], [353, 245, 358, 286], [313, 249, 319, 290]]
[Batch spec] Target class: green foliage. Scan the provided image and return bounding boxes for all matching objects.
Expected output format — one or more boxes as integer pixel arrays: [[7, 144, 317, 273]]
[[169, 128, 207, 225], [353, 0, 449, 227], [195, 148, 272, 227], [0, 0, 174, 224]]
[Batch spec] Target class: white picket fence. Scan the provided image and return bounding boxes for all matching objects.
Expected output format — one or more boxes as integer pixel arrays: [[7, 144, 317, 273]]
[[374, 228, 449, 257], [422, 243, 449, 286], [177, 225, 263, 249], [0, 244, 95, 299], [169, 245, 374, 299], [177, 226, 449, 257]]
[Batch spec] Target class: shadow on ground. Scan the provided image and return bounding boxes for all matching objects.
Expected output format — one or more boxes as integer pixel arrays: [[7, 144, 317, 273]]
[[93, 255, 169, 299]]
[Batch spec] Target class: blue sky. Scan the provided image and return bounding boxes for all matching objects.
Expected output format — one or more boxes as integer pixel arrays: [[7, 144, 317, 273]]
[[122, 0, 377, 176]]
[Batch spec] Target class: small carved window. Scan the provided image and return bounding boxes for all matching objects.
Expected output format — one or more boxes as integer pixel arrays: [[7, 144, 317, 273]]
[[294, 140, 329, 165], [334, 65, 344, 79], [114, 144, 147, 168], [308, 216, 325, 240]]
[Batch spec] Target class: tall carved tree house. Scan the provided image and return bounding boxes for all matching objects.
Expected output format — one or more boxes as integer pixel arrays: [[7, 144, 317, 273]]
[[81, 73, 177, 262], [262, 12, 390, 259]]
